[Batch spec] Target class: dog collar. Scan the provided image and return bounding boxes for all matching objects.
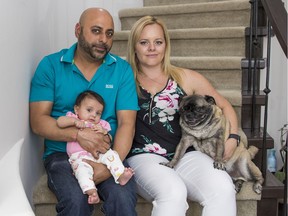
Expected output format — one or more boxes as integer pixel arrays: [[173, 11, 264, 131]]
[[228, 134, 240, 145]]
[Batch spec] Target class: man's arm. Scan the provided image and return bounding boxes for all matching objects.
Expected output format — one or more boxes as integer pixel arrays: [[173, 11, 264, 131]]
[[30, 101, 77, 141], [30, 101, 110, 156], [87, 110, 137, 184], [113, 110, 137, 160]]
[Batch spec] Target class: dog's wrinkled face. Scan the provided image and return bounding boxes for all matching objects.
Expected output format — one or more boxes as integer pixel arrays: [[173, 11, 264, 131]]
[[179, 94, 216, 127]]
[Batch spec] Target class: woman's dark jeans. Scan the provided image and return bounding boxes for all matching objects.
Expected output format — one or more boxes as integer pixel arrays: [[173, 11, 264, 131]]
[[44, 152, 137, 216]]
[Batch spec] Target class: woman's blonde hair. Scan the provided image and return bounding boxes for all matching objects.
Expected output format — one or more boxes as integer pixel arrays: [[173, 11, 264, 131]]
[[127, 15, 183, 95]]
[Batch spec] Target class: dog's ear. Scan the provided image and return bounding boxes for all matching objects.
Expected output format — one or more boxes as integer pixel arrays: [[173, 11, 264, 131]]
[[204, 95, 216, 105], [178, 95, 186, 105]]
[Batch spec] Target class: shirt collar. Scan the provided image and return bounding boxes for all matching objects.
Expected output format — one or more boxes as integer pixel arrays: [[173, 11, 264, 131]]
[[60, 43, 77, 63]]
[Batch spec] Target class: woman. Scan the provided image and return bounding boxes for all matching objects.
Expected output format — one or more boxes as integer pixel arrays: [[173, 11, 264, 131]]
[[126, 16, 239, 216]]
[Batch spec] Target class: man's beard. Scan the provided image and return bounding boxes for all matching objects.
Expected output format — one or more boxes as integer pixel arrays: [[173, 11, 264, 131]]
[[78, 32, 111, 61]]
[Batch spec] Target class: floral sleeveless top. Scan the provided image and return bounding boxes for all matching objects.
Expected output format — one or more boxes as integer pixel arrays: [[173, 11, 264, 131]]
[[128, 79, 193, 160]]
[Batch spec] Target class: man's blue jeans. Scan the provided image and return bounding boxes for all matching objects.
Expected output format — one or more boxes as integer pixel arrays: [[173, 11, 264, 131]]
[[44, 152, 137, 216]]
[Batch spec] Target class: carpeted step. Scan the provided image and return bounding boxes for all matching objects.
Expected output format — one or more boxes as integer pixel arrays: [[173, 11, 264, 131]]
[[171, 56, 242, 90], [33, 173, 260, 216], [218, 89, 242, 121], [109, 55, 243, 91], [144, 0, 237, 7], [119, 0, 250, 30], [111, 27, 246, 57]]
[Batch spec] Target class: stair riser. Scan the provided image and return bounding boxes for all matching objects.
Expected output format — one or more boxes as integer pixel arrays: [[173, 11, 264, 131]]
[[111, 38, 246, 57], [34, 199, 257, 216], [120, 10, 250, 30], [241, 105, 261, 129], [170, 60, 243, 90], [200, 70, 241, 90], [144, 0, 236, 6]]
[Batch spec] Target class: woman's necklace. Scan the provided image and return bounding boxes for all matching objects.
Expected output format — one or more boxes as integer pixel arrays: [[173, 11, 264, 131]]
[[139, 72, 169, 95], [140, 72, 168, 86]]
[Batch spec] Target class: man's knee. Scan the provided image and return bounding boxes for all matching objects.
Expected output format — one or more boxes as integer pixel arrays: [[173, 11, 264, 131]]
[[44, 152, 70, 172], [56, 193, 93, 215], [105, 182, 137, 202], [99, 180, 137, 216]]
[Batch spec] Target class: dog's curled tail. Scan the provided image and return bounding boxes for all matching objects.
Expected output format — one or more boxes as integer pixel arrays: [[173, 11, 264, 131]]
[[247, 145, 259, 159]]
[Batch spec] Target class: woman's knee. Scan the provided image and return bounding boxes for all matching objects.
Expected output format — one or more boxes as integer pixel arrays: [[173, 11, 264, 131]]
[[154, 178, 187, 203], [150, 181, 188, 216], [215, 178, 236, 200], [204, 173, 236, 205], [214, 172, 235, 192]]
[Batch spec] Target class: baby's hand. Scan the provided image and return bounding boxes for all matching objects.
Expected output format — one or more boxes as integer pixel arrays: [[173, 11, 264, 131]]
[[74, 120, 87, 129]]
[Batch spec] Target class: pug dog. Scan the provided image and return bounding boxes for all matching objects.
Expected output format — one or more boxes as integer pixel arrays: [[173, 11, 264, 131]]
[[161, 94, 264, 194]]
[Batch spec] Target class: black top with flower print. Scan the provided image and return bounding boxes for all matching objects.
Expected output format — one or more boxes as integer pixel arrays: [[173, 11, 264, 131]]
[[128, 79, 194, 160]]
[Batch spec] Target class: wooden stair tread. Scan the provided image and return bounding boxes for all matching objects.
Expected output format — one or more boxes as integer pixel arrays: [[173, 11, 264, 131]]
[[243, 128, 274, 148], [242, 90, 266, 105], [261, 171, 284, 199]]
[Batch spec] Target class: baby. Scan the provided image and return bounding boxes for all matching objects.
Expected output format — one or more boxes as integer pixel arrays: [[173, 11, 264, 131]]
[[57, 90, 134, 204]]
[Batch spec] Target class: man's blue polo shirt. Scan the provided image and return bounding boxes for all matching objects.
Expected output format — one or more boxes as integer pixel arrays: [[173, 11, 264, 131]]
[[29, 43, 139, 159]]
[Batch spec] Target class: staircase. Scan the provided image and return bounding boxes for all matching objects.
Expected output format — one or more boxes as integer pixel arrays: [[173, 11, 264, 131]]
[[112, 0, 250, 124], [33, 0, 284, 215]]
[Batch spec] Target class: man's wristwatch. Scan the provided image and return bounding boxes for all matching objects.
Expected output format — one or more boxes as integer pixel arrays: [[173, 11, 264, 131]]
[[228, 134, 241, 145]]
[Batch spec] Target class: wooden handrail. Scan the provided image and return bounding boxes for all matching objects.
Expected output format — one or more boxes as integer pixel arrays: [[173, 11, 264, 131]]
[[260, 0, 288, 58]]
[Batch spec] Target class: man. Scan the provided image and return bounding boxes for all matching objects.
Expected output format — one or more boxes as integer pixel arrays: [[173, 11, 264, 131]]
[[30, 8, 138, 216]]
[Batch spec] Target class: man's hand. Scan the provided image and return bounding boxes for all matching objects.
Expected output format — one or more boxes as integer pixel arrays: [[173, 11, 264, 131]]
[[77, 128, 110, 158], [83, 159, 111, 184], [91, 124, 107, 134]]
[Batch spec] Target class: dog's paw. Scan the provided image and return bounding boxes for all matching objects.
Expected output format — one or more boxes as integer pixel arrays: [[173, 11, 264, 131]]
[[235, 186, 242, 193], [159, 162, 174, 168], [253, 183, 262, 194], [213, 161, 226, 170], [234, 179, 244, 193], [235, 183, 242, 193]]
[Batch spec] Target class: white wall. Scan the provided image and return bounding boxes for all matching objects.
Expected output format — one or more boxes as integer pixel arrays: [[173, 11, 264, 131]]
[[261, 0, 288, 170], [0, 0, 142, 209], [38, 0, 143, 52], [267, 38, 288, 169], [0, 0, 43, 210]]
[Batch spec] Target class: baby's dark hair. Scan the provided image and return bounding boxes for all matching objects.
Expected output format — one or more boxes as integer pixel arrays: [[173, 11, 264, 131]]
[[75, 90, 105, 107]]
